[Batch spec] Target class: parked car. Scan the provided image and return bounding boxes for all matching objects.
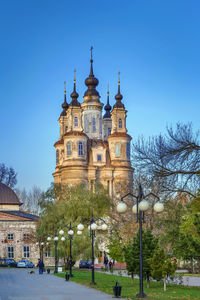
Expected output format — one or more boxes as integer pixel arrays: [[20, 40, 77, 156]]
[[0, 259, 17, 267], [17, 260, 34, 268], [79, 260, 92, 269], [0, 259, 8, 267], [6, 259, 17, 267]]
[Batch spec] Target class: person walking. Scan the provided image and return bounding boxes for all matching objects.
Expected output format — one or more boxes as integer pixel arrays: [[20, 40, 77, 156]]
[[37, 259, 44, 274]]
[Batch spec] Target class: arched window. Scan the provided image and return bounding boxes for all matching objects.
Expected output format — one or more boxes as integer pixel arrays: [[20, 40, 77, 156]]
[[56, 150, 59, 163], [115, 143, 120, 157], [78, 141, 83, 156], [85, 117, 89, 132], [92, 117, 96, 132], [126, 142, 130, 159], [99, 118, 102, 133], [67, 142, 71, 156], [108, 127, 111, 136], [65, 126, 68, 133], [74, 117, 78, 127], [118, 118, 122, 128]]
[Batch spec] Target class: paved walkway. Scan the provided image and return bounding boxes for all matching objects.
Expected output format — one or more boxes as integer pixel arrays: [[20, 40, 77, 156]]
[[0, 269, 123, 300], [99, 269, 200, 287]]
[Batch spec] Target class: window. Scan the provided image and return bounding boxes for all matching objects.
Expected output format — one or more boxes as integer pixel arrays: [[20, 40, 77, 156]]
[[85, 117, 89, 132], [45, 248, 51, 258], [92, 118, 96, 132], [23, 234, 29, 240], [126, 142, 130, 159], [8, 246, 14, 258], [115, 143, 120, 157], [56, 150, 59, 164], [97, 155, 102, 162], [8, 234, 13, 240], [24, 246, 30, 258], [118, 118, 122, 128], [67, 142, 71, 155], [78, 142, 83, 156], [65, 126, 68, 133], [74, 117, 78, 127], [99, 119, 102, 133], [107, 128, 111, 136]]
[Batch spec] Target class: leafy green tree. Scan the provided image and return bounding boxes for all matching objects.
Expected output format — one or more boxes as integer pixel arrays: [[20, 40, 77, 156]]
[[107, 231, 124, 263], [149, 248, 177, 291], [174, 190, 200, 272], [124, 229, 159, 288], [37, 183, 112, 267]]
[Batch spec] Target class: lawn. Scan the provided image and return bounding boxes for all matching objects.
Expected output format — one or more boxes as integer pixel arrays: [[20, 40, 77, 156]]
[[55, 270, 200, 300]]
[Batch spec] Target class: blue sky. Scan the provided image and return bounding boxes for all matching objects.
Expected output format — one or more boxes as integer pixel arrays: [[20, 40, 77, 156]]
[[0, 0, 199, 191]]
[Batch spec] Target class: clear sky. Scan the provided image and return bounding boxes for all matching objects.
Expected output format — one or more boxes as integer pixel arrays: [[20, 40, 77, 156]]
[[0, 0, 199, 191]]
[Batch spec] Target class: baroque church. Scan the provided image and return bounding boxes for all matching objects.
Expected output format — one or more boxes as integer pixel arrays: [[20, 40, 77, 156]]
[[53, 50, 133, 197]]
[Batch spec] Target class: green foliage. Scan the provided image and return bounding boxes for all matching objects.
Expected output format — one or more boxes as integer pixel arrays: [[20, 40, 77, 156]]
[[107, 231, 124, 262], [156, 198, 185, 250], [149, 248, 177, 290], [37, 183, 112, 263], [124, 228, 159, 279]]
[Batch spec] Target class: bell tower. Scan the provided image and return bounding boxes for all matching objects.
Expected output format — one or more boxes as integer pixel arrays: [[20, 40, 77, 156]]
[[81, 47, 103, 140]]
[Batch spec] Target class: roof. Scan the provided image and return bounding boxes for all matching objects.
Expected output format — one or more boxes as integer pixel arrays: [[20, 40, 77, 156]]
[[0, 183, 20, 205], [54, 139, 64, 147], [0, 210, 39, 221], [64, 131, 88, 138], [2, 211, 39, 220], [107, 132, 132, 139]]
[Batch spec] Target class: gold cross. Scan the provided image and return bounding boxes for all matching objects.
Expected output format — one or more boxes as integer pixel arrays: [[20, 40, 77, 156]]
[[64, 81, 66, 93], [118, 71, 120, 85], [90, 46, 93, 59], [74, 69, 76, 83]]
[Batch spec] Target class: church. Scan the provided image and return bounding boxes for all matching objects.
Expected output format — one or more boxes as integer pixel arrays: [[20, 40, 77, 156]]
[[53, 49, 133, 197]]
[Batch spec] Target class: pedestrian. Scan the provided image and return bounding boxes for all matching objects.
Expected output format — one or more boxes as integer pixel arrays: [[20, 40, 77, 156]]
[[104, 254, 108, 269], [37, 259, 44, 274], [109, 260, 113, 272]]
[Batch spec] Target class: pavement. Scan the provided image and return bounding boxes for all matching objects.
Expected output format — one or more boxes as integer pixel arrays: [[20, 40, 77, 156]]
[[0, 269, 124, 300]]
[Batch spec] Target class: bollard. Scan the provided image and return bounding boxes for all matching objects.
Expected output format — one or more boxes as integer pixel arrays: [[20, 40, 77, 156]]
[[113, 281, 122, 298], [65, 272, 70, 281]]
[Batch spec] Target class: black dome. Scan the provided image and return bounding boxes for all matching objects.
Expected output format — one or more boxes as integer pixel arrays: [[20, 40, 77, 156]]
[[0, 182, 20, 205]]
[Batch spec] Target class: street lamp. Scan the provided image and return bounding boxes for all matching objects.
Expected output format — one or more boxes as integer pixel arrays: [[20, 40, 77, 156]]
[[53, 235, 59, 273], [59, 222, 84, 277], [116, 184, 164, 298], [87, 216, 108, 285], [40, 242, 44, 261]]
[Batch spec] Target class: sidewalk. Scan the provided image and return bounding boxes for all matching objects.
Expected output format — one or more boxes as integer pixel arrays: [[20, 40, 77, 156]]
[[98, 269, 200, 287], [0, 268, 125, 300]]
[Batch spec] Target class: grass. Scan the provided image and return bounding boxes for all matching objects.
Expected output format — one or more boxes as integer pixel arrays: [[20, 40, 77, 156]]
[[55, 270, 200, 300]]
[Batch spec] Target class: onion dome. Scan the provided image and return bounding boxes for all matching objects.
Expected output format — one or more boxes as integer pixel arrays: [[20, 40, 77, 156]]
[[70, 69, 81, 107], [84, 46, 100, 97], [103, 85, 112, 118], [60, 81, 69, 116], [113, 72, 125, 109]]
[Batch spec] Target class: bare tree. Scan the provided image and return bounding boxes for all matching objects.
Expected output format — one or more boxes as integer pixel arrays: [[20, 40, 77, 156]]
[[16, 186, 43, 215], [0, 163, 17, 188], [132, 123, 200, 197]]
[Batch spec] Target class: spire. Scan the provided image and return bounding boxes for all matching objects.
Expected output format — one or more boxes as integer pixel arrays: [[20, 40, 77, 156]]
[[113, 72, 124, 108], [103, 84, 112, 119], [60, 81, 69, 116], [84, 46, 100, 97], [70, 69, 80, 107]]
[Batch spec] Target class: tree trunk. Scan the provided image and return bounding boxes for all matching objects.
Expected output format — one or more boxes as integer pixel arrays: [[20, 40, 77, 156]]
[[131, 272, 134, 283], [190, 257, 194, 273], [147, 276, 150, 288], [163, 276, 167, 292]]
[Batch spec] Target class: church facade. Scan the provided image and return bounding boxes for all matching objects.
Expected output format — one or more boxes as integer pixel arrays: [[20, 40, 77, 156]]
[[53, 52, 133, 197]]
